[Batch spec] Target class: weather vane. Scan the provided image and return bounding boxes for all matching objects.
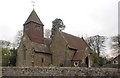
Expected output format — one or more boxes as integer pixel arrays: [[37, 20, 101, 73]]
[[31, 0, 35, 8]]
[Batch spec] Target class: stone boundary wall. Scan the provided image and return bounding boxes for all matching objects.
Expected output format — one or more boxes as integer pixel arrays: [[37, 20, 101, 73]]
[[1, 67, 120, 77]]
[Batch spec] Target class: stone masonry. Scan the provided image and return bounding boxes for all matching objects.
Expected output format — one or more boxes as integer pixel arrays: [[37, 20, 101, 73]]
[[2, 67, 120, 77]]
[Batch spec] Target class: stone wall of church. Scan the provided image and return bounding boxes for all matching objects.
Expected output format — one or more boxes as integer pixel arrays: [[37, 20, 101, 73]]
[[2, 67, 120, 77], [16, 42, 25, 67], [50, 31, 68, 66], [34, 53, 52, 66], [16, 34, 33, 67], [66, 49, 76, 61]]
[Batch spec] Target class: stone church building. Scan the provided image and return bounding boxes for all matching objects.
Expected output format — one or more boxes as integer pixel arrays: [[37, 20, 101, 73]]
[[16, 9, 93, 67]]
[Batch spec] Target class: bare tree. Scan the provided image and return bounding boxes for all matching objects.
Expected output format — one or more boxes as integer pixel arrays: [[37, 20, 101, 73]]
[[0, 40, 11, 48], [45, 29, 51, 38], [111, 34, 120, 55], [51, 18, 65, 38], [12, 30, 23, 48], [86, 35, 106, 57]]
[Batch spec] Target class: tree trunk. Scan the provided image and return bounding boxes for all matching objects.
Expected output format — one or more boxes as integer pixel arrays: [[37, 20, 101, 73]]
[[97, 46, 100, 57]]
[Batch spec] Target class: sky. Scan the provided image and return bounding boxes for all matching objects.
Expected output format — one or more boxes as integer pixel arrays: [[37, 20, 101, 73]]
[[0, 0, 119, 58], [0, 0, 119, 42]]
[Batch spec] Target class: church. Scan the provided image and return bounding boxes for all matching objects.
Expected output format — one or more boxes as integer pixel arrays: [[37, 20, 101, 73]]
[[16, 9, 93, 67]]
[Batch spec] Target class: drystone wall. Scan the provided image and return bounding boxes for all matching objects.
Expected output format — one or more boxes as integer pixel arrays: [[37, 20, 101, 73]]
[[1, 67, 120, 77]]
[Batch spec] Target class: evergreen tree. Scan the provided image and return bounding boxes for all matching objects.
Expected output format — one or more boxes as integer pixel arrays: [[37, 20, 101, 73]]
[[51, 18, 65, 38], [9, 48, 17, 66]]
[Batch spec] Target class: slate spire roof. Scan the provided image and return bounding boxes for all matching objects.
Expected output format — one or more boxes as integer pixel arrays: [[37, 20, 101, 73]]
[[24, 9, 44, 25]]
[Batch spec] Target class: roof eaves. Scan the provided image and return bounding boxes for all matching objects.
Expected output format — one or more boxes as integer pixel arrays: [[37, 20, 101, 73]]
[[23, 21, 44, 26], [35, 51, 52, 55], [68, 45, 78, 50]]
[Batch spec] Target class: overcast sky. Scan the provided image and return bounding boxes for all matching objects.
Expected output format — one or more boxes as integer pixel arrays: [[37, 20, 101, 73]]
[[0, 0, 119, 42]]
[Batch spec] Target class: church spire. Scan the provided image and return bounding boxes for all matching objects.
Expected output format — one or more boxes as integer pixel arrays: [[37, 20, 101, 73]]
[[23, 9, 44, 44], [24, 9, 44, 25]]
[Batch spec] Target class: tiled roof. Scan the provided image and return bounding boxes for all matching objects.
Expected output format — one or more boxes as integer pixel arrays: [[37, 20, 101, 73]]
[[24, 9, 44, 25], [73, 47, 91, 60], [72, 50, 86, 60], [61, 32, 92, 60], [31, 42, 51, 54], [44, 38, 52, 53], [44, 38, 51, 47], [111, 54, 120, 61]]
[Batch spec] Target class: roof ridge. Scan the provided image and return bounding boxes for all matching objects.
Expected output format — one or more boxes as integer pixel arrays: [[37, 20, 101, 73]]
[[62, 32, 83, 39], [61, 32, 80, 49]]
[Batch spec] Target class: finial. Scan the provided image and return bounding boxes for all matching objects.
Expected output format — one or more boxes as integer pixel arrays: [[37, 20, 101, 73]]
[[31, 0, 35, 9]]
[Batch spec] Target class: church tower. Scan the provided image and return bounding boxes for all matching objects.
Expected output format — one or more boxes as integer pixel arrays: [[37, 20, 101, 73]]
[[23, 9, 44, 44], [16, 9, 52, 67]]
